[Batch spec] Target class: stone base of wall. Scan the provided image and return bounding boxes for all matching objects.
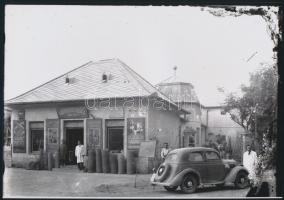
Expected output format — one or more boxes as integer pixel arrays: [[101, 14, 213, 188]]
[[4, 146, 12, 168], [11, 154, 40, 168]]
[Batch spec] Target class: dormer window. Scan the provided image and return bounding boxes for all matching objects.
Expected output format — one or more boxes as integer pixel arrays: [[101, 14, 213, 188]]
[[65, 75, 70, 84], [102, 73, 108, 82]]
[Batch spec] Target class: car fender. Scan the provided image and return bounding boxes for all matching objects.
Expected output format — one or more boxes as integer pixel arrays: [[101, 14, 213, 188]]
[[224, 165, 248, 184], [168, 168, 201, 187]]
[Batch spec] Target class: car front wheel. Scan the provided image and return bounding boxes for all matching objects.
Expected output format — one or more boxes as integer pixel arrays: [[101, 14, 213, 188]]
[[235, 171, 249, 189], [180, 174, 198, 194], [164, 186, 178, 192]]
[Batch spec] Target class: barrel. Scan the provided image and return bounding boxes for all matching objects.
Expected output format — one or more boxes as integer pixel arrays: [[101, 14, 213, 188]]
[[102, 150, 110, 173], [47, 152, 53, 171], [118, 153, 126, 174], [126, 150, 136, 174], [54, 151, 60, 168], [39, 149, 44, 170], [88, 150, 96, 173], [95, 149, 102, 173], [43, 151, 48, 170], [83, 156, 88, 171], [109, 153, 118, 174]]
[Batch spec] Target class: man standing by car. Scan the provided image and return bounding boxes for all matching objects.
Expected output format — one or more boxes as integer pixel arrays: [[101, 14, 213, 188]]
[[243, 144, 258, 185], [161, 143, 171, 161]]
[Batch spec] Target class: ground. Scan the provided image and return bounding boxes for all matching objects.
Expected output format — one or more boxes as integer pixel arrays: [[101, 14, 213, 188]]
[[3, 167, 249, 198]]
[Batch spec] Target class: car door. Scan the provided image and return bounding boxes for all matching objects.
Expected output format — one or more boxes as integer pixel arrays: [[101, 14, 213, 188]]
[[184, 151, 208, 183], [204, 151, 226, 183]]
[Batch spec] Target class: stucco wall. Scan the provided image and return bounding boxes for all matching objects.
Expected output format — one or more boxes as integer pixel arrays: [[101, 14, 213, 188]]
[[11, 106, 59, 167], [206, 108, 244, 137], [148, 107, 181, 159]]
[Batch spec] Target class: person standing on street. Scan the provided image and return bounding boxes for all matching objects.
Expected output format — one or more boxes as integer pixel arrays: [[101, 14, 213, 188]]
[[243, 144, 258, 185], [161, 143, 171, 161], [75, 140, 84, 171]]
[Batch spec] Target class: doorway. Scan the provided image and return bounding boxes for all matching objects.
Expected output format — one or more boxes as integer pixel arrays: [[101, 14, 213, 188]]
[[107, 127, 123, 152], [66, 128, 84, 165]]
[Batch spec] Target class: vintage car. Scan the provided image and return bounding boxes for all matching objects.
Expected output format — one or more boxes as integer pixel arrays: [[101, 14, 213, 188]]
[[150, 147, 249, 193]]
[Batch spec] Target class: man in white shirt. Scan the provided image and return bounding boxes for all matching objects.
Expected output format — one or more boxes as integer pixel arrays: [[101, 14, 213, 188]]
[[243, 144, 258, 184], [75, 140, 84, 171], [161, 143, 171, 161]]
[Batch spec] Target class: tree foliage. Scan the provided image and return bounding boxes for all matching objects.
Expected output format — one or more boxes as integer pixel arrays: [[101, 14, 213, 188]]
[[221, 65, 278, 170], [223, 65, 277, 138]]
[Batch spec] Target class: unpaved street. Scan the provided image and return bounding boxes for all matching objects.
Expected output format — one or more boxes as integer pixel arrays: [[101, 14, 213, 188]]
[[3, 167, 249, 198]]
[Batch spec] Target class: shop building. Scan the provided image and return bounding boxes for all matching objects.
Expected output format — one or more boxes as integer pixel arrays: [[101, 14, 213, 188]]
[[5, 59, 189, 167]]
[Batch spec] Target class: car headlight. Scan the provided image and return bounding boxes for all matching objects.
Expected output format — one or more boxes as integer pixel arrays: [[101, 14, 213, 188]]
[[158, 166, 165, 176]]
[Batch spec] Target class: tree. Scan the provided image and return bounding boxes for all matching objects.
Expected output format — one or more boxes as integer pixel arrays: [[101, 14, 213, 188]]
[[221, 65, 278, 170]]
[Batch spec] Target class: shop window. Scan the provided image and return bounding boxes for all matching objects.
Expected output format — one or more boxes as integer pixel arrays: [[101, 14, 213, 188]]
[[30, 122, 44, 152], [107, 127, 123, 152]]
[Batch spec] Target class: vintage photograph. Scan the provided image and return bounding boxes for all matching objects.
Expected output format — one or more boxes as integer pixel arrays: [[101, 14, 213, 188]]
[[3, 5, 280, 198]]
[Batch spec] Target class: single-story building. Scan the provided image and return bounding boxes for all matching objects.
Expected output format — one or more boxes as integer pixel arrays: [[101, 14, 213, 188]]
[[5, 58, 189, 168]]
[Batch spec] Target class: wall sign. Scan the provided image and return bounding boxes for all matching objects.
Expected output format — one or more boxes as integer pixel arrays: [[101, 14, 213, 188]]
[[13, 120, 26, 153], [139, 140, 156, 158], [57, 106, 88, 119], [127, 117, 145, 149]]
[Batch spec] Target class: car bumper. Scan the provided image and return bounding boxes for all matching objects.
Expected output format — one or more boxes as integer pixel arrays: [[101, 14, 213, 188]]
[[150, 173, 172, 186]]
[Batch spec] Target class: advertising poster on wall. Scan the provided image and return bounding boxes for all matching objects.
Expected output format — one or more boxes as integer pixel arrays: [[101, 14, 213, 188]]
[[13, 120, 26, 153], [48, 128, 58, 144], [127, 117, 145, 149]]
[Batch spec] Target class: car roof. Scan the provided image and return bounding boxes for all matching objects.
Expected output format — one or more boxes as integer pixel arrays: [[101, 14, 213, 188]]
[[169, 147, 218, 154]]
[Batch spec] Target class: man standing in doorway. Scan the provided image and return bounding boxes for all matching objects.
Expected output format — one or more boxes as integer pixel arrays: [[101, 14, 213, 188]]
[[75, 140, 84, 170], [161, 143, 171, 161], [243, 144, 258, 185]]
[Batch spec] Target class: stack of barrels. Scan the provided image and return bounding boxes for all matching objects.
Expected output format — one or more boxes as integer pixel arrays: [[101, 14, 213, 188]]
[[84, 149, 136, 174], [42, 148, 138, 174]]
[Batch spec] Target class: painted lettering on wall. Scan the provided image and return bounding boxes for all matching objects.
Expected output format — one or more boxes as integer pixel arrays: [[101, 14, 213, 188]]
[[57, 106, 88, 119]]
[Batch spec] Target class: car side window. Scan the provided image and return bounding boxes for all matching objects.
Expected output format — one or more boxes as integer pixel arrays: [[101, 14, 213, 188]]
[[205, 151, 220, 160], [188, 152, 204, 162]]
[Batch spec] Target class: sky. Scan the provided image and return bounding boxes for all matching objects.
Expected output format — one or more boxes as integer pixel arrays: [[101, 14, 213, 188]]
[[4, 5, 276, 106]]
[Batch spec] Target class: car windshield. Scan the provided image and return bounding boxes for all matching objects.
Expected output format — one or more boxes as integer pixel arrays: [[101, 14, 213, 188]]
[[165, 153, 177, 162]]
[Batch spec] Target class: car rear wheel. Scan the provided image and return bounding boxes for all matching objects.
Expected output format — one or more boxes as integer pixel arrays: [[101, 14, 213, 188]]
[[164, 186, 178, 192], [235, 171, 249, 189], [180, 174, 198, 194]]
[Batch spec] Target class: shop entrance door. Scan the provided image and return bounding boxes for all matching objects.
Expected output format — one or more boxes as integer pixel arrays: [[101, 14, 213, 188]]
[[66, 128, 84, 165]]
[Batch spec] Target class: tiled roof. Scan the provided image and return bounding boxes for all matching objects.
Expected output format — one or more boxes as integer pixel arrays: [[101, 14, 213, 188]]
[[5, 59, 176, 106]]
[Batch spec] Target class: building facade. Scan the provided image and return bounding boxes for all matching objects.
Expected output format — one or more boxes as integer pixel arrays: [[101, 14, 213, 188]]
[[6, 59, 188, 168], [6, 58, 246, 168], [156, 75, 245, 161]]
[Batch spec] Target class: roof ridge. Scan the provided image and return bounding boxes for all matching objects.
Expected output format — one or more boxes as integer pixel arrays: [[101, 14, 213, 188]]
[[116, 59, 178, 106], [116, 59, 152, 95], [6, 61, 93, 102]]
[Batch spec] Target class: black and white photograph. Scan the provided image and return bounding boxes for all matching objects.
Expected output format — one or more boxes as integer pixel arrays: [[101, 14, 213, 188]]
[[2, 4, 282, 198]]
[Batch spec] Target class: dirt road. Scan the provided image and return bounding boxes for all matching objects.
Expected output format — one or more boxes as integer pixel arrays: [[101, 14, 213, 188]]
[[3, 167, 249, 198]]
